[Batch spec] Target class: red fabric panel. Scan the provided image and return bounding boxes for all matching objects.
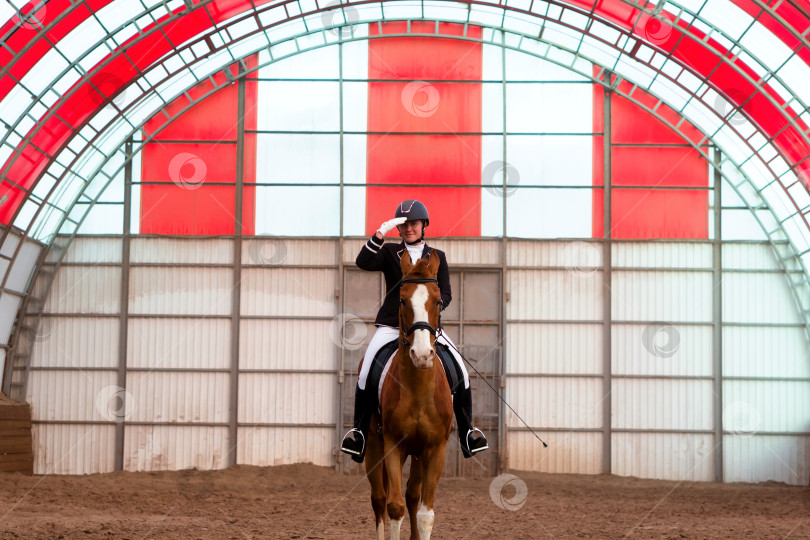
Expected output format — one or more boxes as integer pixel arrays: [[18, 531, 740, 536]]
[[593, 85, 709, 239], [365, 22, 482, 237], [140, 55, 257, 235]]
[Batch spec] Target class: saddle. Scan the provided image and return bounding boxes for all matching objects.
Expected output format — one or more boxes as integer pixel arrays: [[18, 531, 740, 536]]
[[365, 339, 465, 432]]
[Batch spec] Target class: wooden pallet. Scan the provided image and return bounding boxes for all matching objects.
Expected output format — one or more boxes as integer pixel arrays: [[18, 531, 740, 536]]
[[0, 395, 33, 475]]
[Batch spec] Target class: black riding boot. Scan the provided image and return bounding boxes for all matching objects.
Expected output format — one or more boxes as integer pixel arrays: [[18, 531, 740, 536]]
[[454, 386, 489, 458], [340, 386, 374, 463]]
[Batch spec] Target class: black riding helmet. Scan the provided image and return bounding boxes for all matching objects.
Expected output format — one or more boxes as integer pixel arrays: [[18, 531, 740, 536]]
[[395, 200, 429, 244]]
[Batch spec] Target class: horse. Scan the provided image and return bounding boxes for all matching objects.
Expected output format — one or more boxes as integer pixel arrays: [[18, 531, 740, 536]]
[[363, 249, 454, 540]]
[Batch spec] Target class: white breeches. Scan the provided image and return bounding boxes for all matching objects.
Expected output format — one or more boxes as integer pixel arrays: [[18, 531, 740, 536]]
[[357, 326, 470, 390]]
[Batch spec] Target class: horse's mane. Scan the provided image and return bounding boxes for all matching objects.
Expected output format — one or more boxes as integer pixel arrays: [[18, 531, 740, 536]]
[[404, 257, 435, 280]]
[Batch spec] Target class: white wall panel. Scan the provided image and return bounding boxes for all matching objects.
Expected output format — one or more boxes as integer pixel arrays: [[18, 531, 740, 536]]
[[0, 293, 21, 343], [61, 237, 122, 263], [612, 379, 713, 431], [507, 269, 602, 320], [613, 433, 714, 481], [722, 271, 803, 324], [508, 431, 601, 474], [507, 377, 602, 429], [613, 242, 712, 269], [27, 370, 117, 422], [237, 427, 333, 467], [430, 239, 502, 266], [242, 238, 337, 266], [613, 324, 712, 377], [123, 425, 229, 471], [128, 317, 230, 369], [30, 316, 118, 368], [240, 319, 335, 370], [130, 238, 233, 264], [128, 372, 230, 424], [723, 325, 810, 378], [507, 239, 602, 268], [46, 266, 121, 313], [32, 424, 115, 475], [240, 268, 336, 316], [612, 270, 712, 322], [506, 322, 601, 374], [722, 242, 782, 271], [129, 267, 232, 315], [724, 435, 810, 485], [723, 381, 810, 433], [6, 238, 42, 293], [238, 373, 334, 424]]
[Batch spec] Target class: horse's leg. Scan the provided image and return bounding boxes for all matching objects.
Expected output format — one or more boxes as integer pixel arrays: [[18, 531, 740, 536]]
[[366, 417, 387, 540], [405, 455, 424, 540], [383, 436, 406, 540], [417, 442, 447, 540]]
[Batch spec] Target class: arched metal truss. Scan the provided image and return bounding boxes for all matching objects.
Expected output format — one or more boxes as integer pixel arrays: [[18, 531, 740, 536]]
[[1, 0, 810, 393]]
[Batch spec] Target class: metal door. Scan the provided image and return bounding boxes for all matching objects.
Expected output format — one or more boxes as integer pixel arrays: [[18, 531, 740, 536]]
[[339, 266, 502, 477]]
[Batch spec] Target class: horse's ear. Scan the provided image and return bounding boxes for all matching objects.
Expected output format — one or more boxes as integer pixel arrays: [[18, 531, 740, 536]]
[[400, 249, 414, 276], [426, 249, 440, 277]]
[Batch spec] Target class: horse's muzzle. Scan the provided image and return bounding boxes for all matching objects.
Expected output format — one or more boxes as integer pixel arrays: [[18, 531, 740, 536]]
[[409, 347, 435, 369]]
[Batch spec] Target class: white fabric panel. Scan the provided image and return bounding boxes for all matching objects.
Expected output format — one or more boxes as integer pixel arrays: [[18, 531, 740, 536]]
[[505, 83, 592, 133], [123, 425, 229, 471], [508, 431, 602, 474], [255, 186, 340, 235], [613, 433, 715, 482], [256, 134, 340, 183], [342, 185, 367, 236], [506, 188, 593, 238], [613, 379, 713, 431], [257, 80, 340, 131], [506, 135, 592, 186], [128, 372, 230, 424], [341, 82, 368, 133], [237, 426, 333, 466], [33, 424, 116, 475]]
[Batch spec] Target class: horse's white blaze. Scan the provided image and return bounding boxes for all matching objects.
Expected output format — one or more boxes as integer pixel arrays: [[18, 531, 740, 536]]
[[417, 503, 435, 540], [390, 517, 403, 540], [409, 284, 433, 364]]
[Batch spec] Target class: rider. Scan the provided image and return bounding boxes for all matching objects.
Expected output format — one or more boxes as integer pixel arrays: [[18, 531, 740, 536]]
[[340, 199, 488, 463]]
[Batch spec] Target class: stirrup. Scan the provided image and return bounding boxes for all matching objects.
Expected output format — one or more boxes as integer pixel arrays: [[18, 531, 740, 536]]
[[463, 428, 488, 457], [340, 428, 366, 456]]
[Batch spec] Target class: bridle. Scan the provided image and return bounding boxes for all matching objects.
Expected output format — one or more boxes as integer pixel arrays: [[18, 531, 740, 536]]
[[398, 277, 441, 348]]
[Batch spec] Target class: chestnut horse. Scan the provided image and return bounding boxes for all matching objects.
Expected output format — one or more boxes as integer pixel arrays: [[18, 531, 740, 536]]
[[364, 249, 453, 540]]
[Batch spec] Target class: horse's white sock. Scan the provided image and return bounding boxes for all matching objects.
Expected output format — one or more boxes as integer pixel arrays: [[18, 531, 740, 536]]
[[417, 503, 435, 540]]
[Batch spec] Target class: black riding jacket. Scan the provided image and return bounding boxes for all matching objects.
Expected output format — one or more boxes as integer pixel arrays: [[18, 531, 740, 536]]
[[356, 235, 452, 328]]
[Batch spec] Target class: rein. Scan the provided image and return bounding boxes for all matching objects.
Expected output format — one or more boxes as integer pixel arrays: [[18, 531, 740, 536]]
[[398, 277, 440, 348]]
